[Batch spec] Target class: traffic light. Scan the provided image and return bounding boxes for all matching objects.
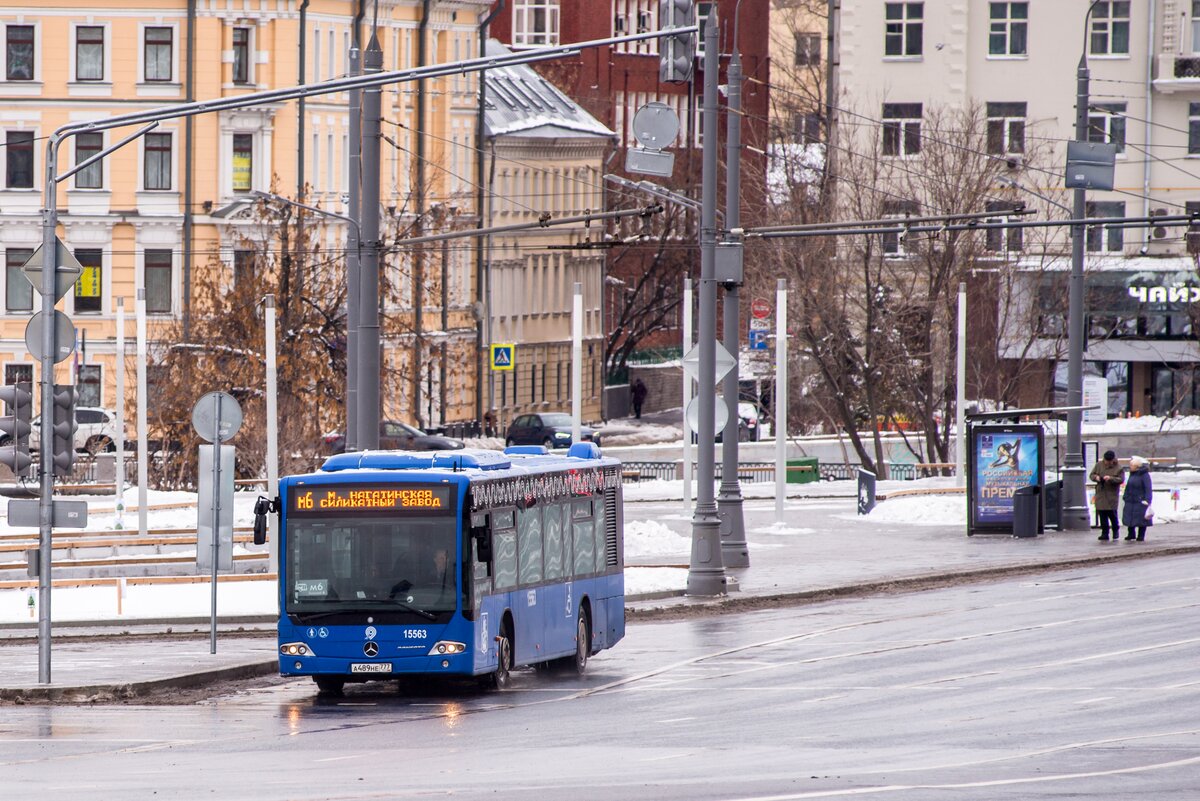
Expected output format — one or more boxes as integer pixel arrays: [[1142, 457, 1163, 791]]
[[0, 382, 32, 476], [658, 0, 695, 84], [50, 384, 77, 477]]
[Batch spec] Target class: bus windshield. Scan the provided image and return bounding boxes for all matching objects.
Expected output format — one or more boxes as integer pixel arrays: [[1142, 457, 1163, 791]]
[[285, 515, 458, 622]]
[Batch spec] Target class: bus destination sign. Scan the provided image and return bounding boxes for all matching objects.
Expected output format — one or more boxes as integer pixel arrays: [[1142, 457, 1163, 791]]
[[291, 485, 453, 514]]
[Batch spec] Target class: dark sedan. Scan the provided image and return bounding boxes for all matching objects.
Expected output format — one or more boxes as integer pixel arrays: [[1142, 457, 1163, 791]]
[[505, 413, 600, 449], [323, 421, 465, 454]]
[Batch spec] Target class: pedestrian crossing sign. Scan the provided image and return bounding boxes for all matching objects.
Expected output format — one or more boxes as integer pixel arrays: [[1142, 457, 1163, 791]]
[[490, 344, 515, 371]]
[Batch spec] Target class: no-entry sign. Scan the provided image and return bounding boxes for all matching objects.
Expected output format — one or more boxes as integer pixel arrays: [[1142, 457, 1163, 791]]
[[751, 298, 772, 319]]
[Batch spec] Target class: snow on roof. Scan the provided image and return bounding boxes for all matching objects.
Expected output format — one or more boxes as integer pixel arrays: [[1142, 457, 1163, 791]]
[[483, 40, 615, 141]]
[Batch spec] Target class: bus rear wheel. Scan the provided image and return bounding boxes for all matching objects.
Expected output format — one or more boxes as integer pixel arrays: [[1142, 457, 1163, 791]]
[[314, 677, 344, 696]]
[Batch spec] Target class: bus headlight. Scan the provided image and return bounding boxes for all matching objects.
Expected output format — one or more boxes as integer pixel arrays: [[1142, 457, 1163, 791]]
[[428, 640, 466, 656], [280, 642, 317, 657]]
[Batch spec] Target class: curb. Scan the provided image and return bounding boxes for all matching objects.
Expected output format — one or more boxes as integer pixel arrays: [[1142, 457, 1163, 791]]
[[0, 658, 279, 703], [625, 544, 1200, 620]]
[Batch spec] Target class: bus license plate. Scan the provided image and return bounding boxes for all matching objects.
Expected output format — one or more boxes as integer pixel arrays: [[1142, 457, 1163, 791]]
[[350, 663, 392, 674]]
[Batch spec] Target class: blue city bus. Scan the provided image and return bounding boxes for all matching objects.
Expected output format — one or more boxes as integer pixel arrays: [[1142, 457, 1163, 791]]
[[256, 442, 625, 695]]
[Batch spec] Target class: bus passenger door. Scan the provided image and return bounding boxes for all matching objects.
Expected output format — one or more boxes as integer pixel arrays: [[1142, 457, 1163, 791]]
[[540, 501, 575, 658]]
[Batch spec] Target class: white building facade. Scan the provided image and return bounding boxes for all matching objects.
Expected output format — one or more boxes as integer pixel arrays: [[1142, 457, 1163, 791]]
[[837, 0, 1200, 416]]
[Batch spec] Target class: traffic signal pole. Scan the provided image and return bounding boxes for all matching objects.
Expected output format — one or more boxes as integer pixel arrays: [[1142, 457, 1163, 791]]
[[717, 39, 748, 568], [37, 137, 59, 683], [687, 9, 728, 596]]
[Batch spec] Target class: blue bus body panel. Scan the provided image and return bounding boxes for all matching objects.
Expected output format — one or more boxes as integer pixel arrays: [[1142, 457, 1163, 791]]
[[276, 447, 624, 681]]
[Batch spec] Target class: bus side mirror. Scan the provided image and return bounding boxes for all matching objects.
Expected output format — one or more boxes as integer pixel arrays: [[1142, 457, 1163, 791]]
[[253, 495, 279, 545]]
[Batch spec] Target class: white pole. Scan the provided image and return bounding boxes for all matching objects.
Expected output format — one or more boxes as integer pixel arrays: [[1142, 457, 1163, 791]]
[[956, 282, 967, 487], [775, 279, 788, 523], [682, 277, 693, 504], [115, 297, 126, 530], [571, 282, 582, 446], [136, 287, 148, 535], [265, 294, 279, 574]]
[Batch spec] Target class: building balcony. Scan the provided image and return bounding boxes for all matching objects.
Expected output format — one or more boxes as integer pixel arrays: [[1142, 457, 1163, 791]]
[[1153, 54, 1200, 93]]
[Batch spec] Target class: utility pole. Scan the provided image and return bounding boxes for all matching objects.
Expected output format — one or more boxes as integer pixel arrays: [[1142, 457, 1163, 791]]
[[717, 36, 748, 568], [346, 43, 362, 450], [357, 34, 382, 449], [688, 9, 727, 596]]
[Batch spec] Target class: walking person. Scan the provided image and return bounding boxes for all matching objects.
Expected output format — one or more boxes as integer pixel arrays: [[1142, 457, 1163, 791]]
[[1122, 455, 1154, 542], [1089, 450, 1125, 541], [631, 378, 648, 419]]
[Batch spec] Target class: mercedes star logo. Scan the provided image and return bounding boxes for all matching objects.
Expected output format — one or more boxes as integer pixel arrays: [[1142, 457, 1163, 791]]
[[363, 642, 379, 657]]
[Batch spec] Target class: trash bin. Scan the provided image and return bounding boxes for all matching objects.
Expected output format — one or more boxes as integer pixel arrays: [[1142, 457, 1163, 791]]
[[1043, 479, 1063, 530], [1012, 484, 1041, 538], [786, 458, 820, 484]]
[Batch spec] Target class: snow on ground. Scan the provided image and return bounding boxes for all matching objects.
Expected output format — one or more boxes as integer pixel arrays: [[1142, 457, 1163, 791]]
[[596, 420, 683, 447], [625, 520, 691, 559]]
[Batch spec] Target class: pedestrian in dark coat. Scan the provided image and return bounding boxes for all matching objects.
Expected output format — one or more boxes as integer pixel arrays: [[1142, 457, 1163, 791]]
[[1121, 456, 1154, 541], [1089, 449, 1124, 541], [630, 378, 648, 419]]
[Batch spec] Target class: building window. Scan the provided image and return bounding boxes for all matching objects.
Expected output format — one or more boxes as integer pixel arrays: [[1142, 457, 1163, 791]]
[[986, 102, 1026, 155], [74, 249, 102, 313], [1190, 104, 1200, 154], [794, 112, 822, 144], [75, 133, 103, 189], [988, 2, 1028, 56], [232, 27, 250, 84], [884, 2, 923, 57], [1086, 201, 1125, 253], [145, 249, 172, 314], [512, 0, 560, 48], [795, 32, 821, 66], [232, 133, 253, 193], [6, 25, 34, 81], [1088, 103, 1126, 153], [5, 363, 33, 387], [76, 26, 104, 81], [144, 27, 172, 82], [6, 131, 33, 188], [882, 200, 919, 255], [6, 248, 33, 312], [144, 133, 172, 190], [1090, 1, 1130, 56], [985, 201, 1023, 253], [882, 103, 922, 157], [696, 2, 716, 60], [233, 250, 256, 288], [77, 364, 101, 407]]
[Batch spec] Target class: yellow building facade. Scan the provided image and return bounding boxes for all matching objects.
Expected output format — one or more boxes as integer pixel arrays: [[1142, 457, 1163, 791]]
[[0, 0, 489, 428]]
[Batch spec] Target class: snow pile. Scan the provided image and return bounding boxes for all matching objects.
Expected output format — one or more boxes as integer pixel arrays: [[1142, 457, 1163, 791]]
[[864, 494, 967, 527], [598, 421, 683, 447], [624, 519, 691, 559]]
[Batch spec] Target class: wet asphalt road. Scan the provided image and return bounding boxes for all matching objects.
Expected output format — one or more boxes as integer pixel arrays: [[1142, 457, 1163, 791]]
[[1, 555, 1198, 800]]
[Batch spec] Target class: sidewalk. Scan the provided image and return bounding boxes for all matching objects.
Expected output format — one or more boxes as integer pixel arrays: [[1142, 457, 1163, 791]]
[[3, 494, 1197, 702]]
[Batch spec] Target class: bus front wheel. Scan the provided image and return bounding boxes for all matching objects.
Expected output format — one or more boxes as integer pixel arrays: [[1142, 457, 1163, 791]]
[[484, 624, 513, 691], [314, 677, 344, 696]]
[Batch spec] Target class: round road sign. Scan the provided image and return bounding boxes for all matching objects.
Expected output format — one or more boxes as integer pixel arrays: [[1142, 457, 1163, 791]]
[[192, 391, 243, 443], [751, 298, 772, 320]]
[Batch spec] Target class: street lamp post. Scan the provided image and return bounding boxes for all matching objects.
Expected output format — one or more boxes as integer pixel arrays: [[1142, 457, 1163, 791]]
[[1062, 4, 1104, 532]]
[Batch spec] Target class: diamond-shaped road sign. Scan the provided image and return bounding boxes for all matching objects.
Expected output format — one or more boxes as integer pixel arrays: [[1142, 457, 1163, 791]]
[[682, 341, 736, 386], [22, 237, 83, 301]]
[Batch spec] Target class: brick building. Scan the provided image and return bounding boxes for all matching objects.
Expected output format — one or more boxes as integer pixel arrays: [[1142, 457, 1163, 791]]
[[488, 1, 773, 378]]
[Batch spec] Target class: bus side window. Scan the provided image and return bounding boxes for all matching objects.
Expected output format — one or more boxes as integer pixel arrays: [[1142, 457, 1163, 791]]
[[492, 512, 518, 591], [517, 505, 544, 585], [543, 502, 563, 580]]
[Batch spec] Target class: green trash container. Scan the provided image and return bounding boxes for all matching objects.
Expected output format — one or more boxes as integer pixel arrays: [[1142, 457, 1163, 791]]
[[786, 457, 820, 484]]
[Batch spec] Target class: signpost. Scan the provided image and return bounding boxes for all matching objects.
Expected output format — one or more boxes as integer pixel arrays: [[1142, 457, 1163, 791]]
[[193, 391, 242, 654], [490, 344, 515, 371]]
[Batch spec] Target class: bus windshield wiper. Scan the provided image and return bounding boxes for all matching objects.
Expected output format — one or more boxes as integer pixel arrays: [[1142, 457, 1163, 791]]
[[294, 600, 436, 622]]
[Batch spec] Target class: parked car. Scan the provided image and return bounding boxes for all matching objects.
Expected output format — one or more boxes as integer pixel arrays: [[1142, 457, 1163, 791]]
[[505, 413, 600, 449], [322, 420, 465, 454], [15, 406, 125, 454]]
